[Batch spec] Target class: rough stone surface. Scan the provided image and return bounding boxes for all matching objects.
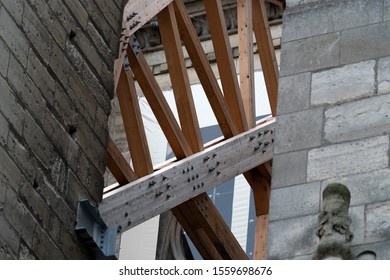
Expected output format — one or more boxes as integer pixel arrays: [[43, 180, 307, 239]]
[[277, 72, 310, 115], [324, 93, 390, 143], [352, 240, 390, 260], [269, 182, 321, 221], [386, 0, 390, 21], [307, 136, 389, 182], [283, 0, 382, 43], [280, 32, 340, 77], [378, 56, 390, 95], [274, 108, 324, 154], [311, 60, 375, 106], [365, 201, 390, 243], [0, 0, 126, 259], [322, 169, 390, 208], [267, 214, 318, 259], [271, 150, 308, 188], [341, 21, 390, 64]]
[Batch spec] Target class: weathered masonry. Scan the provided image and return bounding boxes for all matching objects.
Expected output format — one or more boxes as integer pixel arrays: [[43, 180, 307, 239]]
[[269, 0, 390, 259], [0, 0, 125, 259]]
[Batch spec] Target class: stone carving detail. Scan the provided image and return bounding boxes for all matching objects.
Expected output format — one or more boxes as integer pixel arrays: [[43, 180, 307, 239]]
[[313, 183, 355, 260], [132, 1, 284, 51]]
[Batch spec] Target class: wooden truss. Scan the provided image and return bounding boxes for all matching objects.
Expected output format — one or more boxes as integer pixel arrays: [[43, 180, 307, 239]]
[[101, 0, 281, 260]]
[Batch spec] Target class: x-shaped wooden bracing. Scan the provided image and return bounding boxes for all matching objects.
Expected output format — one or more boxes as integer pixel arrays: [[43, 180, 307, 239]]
[[101, 0, 280, 260]]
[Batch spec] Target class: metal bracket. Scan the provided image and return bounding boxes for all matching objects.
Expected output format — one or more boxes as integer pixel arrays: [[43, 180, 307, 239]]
[[75, 200, 117, 259]]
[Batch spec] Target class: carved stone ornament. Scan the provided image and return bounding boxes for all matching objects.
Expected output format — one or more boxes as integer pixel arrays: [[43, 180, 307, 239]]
[[313, 183, 355, 260]]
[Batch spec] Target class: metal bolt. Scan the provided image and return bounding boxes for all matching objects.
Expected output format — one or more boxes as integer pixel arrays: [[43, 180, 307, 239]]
[[124, 212, 128, 217], [264, 141, 270, 147], [258, 132, 262, 137], [212, 153, 217, 158], [166, 184, 171, 189], [163, 176, 168, 181], [209, 167, 215, 172], [262, 149, 267, 154], [128, 220, 132, 226], [149, 180, 156, 187], [216, 171, 221, 176], [264, 129, 270, 134], [166, 194, 171, 200], [203, 156, 210, 162], [156, 191, 163, 197], [249, 135, 255, 141], [216, 161, 221, 166], [254, 146, 260, 151]]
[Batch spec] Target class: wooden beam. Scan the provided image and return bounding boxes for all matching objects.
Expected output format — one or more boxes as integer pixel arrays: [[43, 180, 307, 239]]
[[173, 0, 238, 139], [158, 4, 203, 153], [254, 214, 269, 259], [253, 0, 279, 116], [100, 119, 275, 232], [126, 48, 192, 160], [114, 0, 174, 90], [117, 68, 153, 177], [107, 138, 138, 185], [238, 0, 256, 128], [172, 194, 248, 260], [204, 0, 247, 133]]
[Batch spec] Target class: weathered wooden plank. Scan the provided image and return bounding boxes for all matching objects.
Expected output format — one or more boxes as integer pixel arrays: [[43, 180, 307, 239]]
[[100, 119, 275, 232], [114, 0, 174, 90], [126, 48, 192, 160], [173, 0, 238, 139], [117, 69, 153, 177], [204, 0, 247, 133], [253, 0, 279, 116], [107, 138, 138, 186], [158, 4, 203, 153], [238, 0, 256, 128], [254, 214, 269, 260], [173, 194, 248, 260]]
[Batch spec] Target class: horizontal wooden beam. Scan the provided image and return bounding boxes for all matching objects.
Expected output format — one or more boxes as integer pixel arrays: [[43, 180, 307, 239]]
[[100, 118, 275, 232]]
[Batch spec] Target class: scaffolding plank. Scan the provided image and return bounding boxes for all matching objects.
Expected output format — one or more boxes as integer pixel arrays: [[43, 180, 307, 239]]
[[253, 0, 279, 116], [158, 4, 203, 153], [254, 214, 269, 260], [238, 0, 256, 128], [117, 69, 153, 177], [173, 0, 238, 139], [173, 194, 248, 260], [204, 0, 247, 133], [127, 48, 192, 160], [107, 138, 137, 185], [100, 119, 275, 232]]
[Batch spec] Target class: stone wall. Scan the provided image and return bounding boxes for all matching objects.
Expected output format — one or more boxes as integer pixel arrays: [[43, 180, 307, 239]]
[[0, 0, 125, 259], [269, 0, 390, 259]]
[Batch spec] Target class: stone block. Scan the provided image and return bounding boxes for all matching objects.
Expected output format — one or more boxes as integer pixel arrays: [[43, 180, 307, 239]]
[[0, 6, 29, 66], [0, 212, 20, 255], [324, 93, 390, 143], [0, 39, 10, 77], [341, 21, 390, 64], [378, 56, 390, 95], [311, 60, 375, 106], [65, 171, 90, 213], [352, 240, 390, 260], [27, 50, 56, 106], [95, 0, 122, 32], [274, 107, 324, 154], [32, 224, 65, 259], [86, 21, 115, 69], [22, 3, 52, 65], [0, 76, 24, 136], [280, 32, 340, 77], [23, 112, 56, 169], [269, 182, 321, 221], [271, 150, 308, 188], [7, 131, 37, 183], [0, 146, 23, 191], [8, 56, 46, 124], [47, 0, 77, 34], [322, 169, 390, 207], [307, 136, 389, 182], [58, 226, 88, 259], [386, 0, 390, 21], [283, 0, 382, 43], [18, 241, 36, 260], [65, 41, 111, 115], [62, 0, 89, 28], [267, 214, 318, 259], [0, 112, 9, 146], [365, 201, 390, 243], [0, 240, 16, 260], [348, 205, 365, 246], [277, 72, 310, 115], [1, 0, 24, 25], [29, 0, 67, 49], [49, 44, 71, 90], [4, 188, 37, 247]]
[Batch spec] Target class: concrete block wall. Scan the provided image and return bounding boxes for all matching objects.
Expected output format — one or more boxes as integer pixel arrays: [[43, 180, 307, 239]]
[[269, 0, 390, 259], [0, 0, 125, 259]]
